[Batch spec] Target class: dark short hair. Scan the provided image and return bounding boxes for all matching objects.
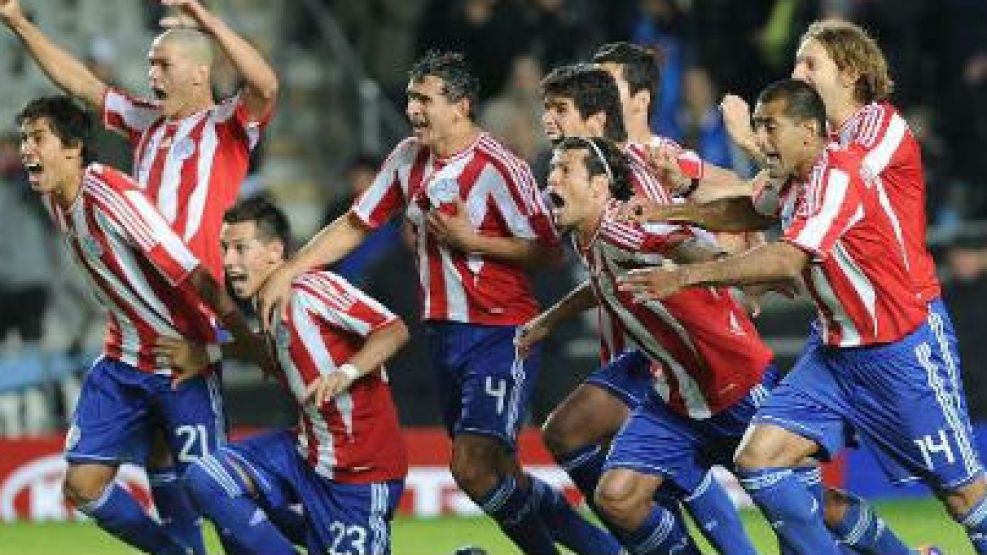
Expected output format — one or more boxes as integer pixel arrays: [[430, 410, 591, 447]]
[[592, 42, 660, 113], [409, 50, 481, 120], [541, 64, 627, 143], [223, 195, 292, 249], [15, 95, 94, 163], [757, 78, 828, 138], [555, 136, 633, 201]]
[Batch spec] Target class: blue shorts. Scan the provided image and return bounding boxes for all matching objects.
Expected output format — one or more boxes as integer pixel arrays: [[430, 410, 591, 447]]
[[585, 350, 653, 408], [604, 365, 780, 491], [427, 322, 540, 449], [66, 356, 226, 471], [214, 430, 403, 555], [754, 314, 982, 490]]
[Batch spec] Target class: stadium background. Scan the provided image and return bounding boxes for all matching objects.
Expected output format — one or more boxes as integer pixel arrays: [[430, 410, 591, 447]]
[[0, 0, 986, 552]]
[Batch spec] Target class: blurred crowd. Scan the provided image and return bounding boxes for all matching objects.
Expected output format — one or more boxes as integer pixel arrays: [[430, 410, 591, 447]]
[[2, 0, 987, 434]]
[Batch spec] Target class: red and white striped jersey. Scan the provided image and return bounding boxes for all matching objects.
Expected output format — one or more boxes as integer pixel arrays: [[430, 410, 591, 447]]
[[271, 270, 407, 483], [101, 88, 271, 280], [597, 141, 675, 362], [579, 201, 772, 418], [45, 164, 217, 374], [351, 132, 557, 325], [777, 145, 927, 347], [832, 101, 938, 302]]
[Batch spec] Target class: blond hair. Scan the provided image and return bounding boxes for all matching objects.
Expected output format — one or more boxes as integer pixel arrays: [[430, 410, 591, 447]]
[[800, 20, 893, 103]]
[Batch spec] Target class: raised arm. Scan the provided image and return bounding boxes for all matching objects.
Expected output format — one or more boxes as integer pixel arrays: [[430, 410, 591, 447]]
[[0, 0, 107, 107], [160, 0, 278, 119]]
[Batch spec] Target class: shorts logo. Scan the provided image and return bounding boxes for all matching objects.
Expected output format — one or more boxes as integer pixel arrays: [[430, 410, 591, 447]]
[[65, 424, 81, 451]]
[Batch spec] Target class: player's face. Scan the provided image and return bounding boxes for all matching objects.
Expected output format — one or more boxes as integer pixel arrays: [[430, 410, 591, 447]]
[[221, 221, 281, 298], [792, 38, 850, 120], [148, 38, 202, 118], [752, 99, 808, 180], [542, 96, 594, 143], [599, 62, 638, 128], [406, 76, 463, 147], [18, 117, 81, 195], [546, 148, 600, 230]]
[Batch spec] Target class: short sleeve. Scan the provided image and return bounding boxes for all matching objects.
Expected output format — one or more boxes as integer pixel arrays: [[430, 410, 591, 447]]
[[294, 272, 397, 337], [482, 160, 559, 244], [101, 88, 161, 144], [782, 166, 864, 260], [351, 139, 416, 229]]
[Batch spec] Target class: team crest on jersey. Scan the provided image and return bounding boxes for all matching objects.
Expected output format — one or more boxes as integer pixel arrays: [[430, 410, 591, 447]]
[[427, 177, 459, 207], [64, 424, 81, 451], [81, 235, 103, 258]]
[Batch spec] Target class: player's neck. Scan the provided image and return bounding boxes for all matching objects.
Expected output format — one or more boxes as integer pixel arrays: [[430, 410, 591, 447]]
[[576, 203, 606, 249], [167, 93, 216, 121], [432, 124, 481, 159], [625, 118, 653, 146], [54, 166, 84, 210], [830, 100, 864, 131]]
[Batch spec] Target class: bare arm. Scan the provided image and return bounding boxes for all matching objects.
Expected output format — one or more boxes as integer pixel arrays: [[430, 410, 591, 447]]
[[305, 318, 410, 406], [257, 212, 372, 329], [516, 280, 597, 358], [0, 0, 107, 108], [619, 241, 808, 301], [161, 0, 277, 119], [627, 196, 776, 232]]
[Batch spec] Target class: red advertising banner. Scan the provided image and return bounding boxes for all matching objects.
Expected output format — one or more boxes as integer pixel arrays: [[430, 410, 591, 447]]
[[0, 428, 844, 521]]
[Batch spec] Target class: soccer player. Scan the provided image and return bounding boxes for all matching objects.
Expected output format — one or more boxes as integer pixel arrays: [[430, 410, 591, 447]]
[[619, 78, 987, 554], [155, 197, 409, 555], [16, 95, 262, 554], [627, 22, 951, 553], [535, 135, 779, 554], [532, 62, 753, 554], [0, 0, 279, 550], [256, 50, 616, 555]]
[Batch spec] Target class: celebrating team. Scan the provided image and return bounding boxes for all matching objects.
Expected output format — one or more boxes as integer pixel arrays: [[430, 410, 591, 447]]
[[2, 0, 982, 552]]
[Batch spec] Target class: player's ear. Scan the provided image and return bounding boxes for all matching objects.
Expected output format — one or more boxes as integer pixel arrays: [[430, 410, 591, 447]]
[[632, 89, 651, 115], [587, 111, 608, 137], [268, 240, 286, 264]]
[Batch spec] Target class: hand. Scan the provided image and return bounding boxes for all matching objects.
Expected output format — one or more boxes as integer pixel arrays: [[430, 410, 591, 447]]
[[154, 336, 210, 388], [427, 198, 476, 253], [645, 142, 692, 194], [0, 0, 25, 25], [720, 94, 755, 150], [303, 372, 353, 407], [257, 263, 294, 331], [616, 195, 666, 224], [617, 261, 686, 302], [515, 316, 552, 359], [159, 0, 213, 31]]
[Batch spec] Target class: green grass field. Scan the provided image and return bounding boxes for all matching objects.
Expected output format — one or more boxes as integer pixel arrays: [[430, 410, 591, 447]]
[[0, 498, 970, 554]]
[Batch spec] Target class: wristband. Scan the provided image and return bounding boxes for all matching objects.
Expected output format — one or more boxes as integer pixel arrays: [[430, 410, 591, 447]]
[[338, 363, 362, 381], [206, 344, 222, 364]]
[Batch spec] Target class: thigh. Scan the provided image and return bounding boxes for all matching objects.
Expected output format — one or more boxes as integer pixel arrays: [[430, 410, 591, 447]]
[[603, 393, 708, 492], [456, 325, 540, 450], [66, 358, 153, 466], [751, 344, 852, 461], [219, 430, 302, 508], [154, 369, 228, 471], [543, 382, 632, 450], [583, 350, 654, 408], [304, 479, 404, 555], [842, 322, 983, 490]]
